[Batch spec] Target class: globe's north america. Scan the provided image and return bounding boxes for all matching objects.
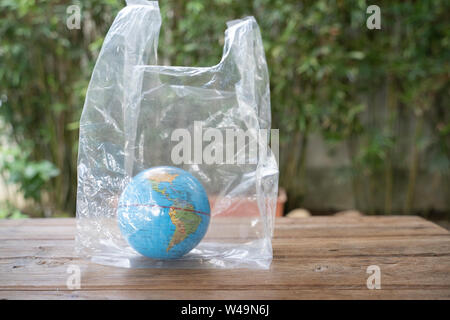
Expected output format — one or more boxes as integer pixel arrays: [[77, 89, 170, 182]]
[[117, 166, 211, 259]]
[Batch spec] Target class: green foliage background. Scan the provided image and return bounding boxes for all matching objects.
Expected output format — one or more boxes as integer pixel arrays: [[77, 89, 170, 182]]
[[0, 0, 449, 218]]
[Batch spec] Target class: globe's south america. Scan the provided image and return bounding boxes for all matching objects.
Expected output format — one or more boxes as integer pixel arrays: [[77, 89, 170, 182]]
[[117, 166, 211, 259]]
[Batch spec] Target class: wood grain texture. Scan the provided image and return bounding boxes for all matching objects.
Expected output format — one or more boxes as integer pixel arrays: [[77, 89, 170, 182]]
[[0, 216, 449, 300]]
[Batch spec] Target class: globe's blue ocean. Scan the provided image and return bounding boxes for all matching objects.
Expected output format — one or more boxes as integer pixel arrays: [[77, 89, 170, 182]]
[[117, 166, 210, 259]]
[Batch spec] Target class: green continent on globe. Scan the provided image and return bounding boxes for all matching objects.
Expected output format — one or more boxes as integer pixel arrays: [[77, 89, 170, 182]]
[[147, 172, 202, 252], [167, 206, 202, 251]]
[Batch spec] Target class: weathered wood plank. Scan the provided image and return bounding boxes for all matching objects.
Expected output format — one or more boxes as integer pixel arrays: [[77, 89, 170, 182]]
[[1, 216, 447, 240], [1, 236, 449, 259], [2, 289, 450, 300], [0, 217, 449, 299], [0, 216, 442, 229], [0, 256, 449, 290]]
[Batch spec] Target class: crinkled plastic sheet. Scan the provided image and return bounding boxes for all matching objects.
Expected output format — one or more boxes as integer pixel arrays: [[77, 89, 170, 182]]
[[76, 0, 278, 269]]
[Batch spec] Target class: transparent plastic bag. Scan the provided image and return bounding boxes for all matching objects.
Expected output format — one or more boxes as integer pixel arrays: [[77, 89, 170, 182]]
[[76, 0, 278, 269]]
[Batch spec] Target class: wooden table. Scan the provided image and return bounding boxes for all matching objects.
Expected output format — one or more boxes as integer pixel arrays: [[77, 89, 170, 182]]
[[0, 216, 449, 299]]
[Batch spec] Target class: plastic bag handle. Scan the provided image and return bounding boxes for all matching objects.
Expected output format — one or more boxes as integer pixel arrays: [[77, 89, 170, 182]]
[[220, 16, 271, 128], [221, 17, 266, 69], [126, 0, 158, 6]]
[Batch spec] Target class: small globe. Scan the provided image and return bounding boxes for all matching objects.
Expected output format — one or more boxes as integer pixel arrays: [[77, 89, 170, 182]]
[[117, 166, 210, 259]]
